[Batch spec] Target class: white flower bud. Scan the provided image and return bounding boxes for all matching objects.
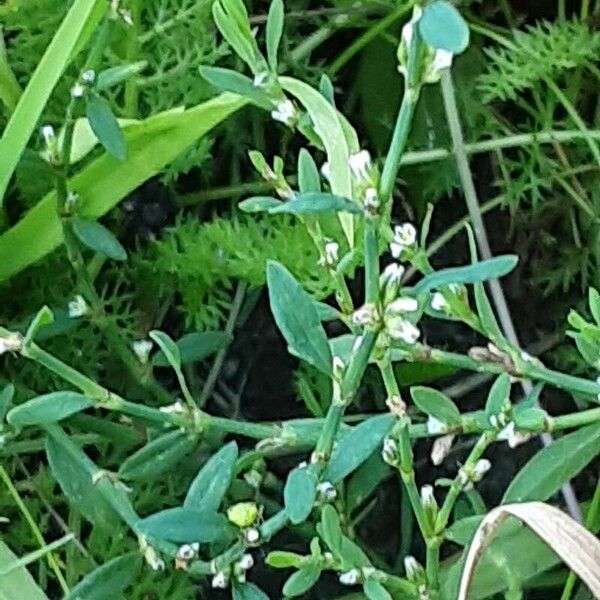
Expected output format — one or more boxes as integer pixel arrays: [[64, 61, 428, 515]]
[[363, 187, 379, 210], [238, 553, 254, 571], [68, 295, 89, 318], [81, 69, 96, 84], [71, 83, 85, 98], [420, 485, 436, 509], [133, 340, 153, 364], [177, 544, 196, 560], [320, 241, 339, 267], [382, 437, 399, 466], [473, 458, 491, 479], [381, 263, 405, 286], [41, 125, 55, 144], [386, 317, 420, 344], [352, 304, 379, 328], [244, 527, 260, 544], [387, 296, 419, 315], [348, 150, 372, 182], [0, 333, 23, 356], [211, 571, 228, 589], [253, 72, 269, 87], [404, 555, 421, 580], [430, 292, 448, 312], [159, 400, 186, 415], [317, 481, 337, 502], [390, 223, 417, 258], [431, 434, 455, 466], [339, 568, 360, 585], [271, 99, 297, 126], [321, 162, 331, 181]]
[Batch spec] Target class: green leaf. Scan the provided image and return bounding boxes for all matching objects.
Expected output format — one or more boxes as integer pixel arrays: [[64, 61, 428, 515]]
[[284, 467, 318, 524], [136, 507, 231, 544], [86, 96, 127, 161], [364, 578, 392, 600], [0, 94, 246, 281], [0, 0, 107, 205], [412, 256, 518, 295], [282, 563, 321, 598], [346, 452, 390, 514], [65, 553, 139, 600], [512, 406, 547, 432], [233, 582, 270, 600], [298, 148, 321, 193], [23, 306, 54, 345], [184, 441, 238, 512], [503, 423, 600, 503], [410, 387, 461, 426], [280, 76, 354, 245], [266, 0, 284, 71], [118, 431, 197, 481], [418, 1, 470, 54], [0, 385, 15, 423], [589, 288, 600, 325], [324, 414, 395, 484], [45, 424, 138, 529], [8, 392, 91, 427], [152, 331, 232, 367], [269, 193, 361, 215], [338, 536, 371, 569], [149, 330, 181, 370], [0, 541, 49, 600], [72, 218, 127, 261], [96, 61, 147, 91], [266, 551, 305, 569], [474, 282, 504, 342], [267, 261, 332, 375], [200, 67, 272, 109], [484, 374, 511, 420], [320, 505, 343, 555], [239, 196, 283, 213]]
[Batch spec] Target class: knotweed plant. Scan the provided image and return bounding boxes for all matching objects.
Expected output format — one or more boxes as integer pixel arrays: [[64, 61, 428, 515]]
[[1, 2, 600, 599]]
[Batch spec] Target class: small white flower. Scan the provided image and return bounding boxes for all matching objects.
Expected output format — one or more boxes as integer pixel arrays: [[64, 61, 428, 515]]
[[348, 150, 372, 182], [404, 555, 420, 579], [253, 72, 269, 87], [473, 458, 492, 479], [431, 49, 453, 72], [381, 263, 405, 286], [271, 99, 297, 126], [339, 568, 360, 586], [41, 125, 55, 144], [68, 295, 89, 318], [211, 571, 228, 589], [71, 83, 85, 98], [420, 485, 435, 509], [323, 241, 339, 266], [431, 292, 448, 312], [151, 557, 165, 571], [363, 187, 379, 209], [394, 223, 417, 246], [191, 542, 200, 552], [431, 433, 455, 466], [387, 296, 419, 314], [244, 527, 260, 544], [352, 304, 378, 328], [159, 400, 186, 415], [133, 340, 153, 364], [321, 162, 331, 181], [382, 437, 399, 465], [317, 481, 337, 502], [177, 544, 196, 560], [0, 333, 22, 356], [426, 415, 447, 435], [238, 553, 254, 571], [81, 69, 96, 84], [387, 318, 420, 344]]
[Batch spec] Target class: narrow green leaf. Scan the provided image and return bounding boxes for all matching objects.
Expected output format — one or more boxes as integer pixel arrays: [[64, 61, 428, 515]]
[[284, 467, 318, 524], [267, 261, 332, 375], [200, 67, 272, 108], [23, 305, 54, 345], [503, 423, 600, 503], [266, 551, 305, 569], [418, 1, 470, 54], [96, 61, 147, 91], [136, 507, 231, 544], [474, 282, 504, 342], [282, 563, 321, 598], [319, 74, 335, 106], [280, 76, 354, 244], [320, 505, 343, 555], [0, 95, 246, 282], [152, 331, 232, 367], [239, 196, 283, 213], [72, 218, 127, 261], [184, 441, 239, 512], [364, 578, 393, 600], [589, 288, 600, 325], [0, 385, 15, 422], [65, 553, 139, 600], [149, 330, 181, 370], [484, 374, 511, 420], [266, 0, 284, 71], [297, 148, 321, 193], [269, 192, 361, 215], [233, 582, 270, 600], [212, 1, 258, 72], [118, 431, 197, 481], [0, 0, 106, 205], [324, 414, 395, 484], [0, 541, 49, 600], [410, 387, 461, 426], [412, 256, 518, 295], [86, 96, 127, 161], [8, 392, 91, 426]]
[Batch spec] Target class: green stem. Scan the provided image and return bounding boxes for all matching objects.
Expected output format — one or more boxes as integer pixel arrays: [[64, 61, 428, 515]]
[[0, 466, 70, 594], [124, 0, 142, 118]]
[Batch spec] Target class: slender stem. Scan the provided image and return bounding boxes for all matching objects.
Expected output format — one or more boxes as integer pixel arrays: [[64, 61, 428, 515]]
[[363, 223, 380, 304], [124, 0, 142, 118], [0, 466, 70, 594]]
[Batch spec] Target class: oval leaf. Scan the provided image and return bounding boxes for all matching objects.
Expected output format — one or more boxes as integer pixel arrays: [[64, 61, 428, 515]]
[[266, 0, 284, 71], [200, 66, 273, 109], [267, 261, 332, 375], [282, 563, 321, 598], [86, 95, 127, 160], [152, 331, 232, 367], [410, 387, 461, 426], [233, 582, 270, 600], [65, 553, 140, 600], [72, 218, 126, 261], [297, 148, 321, 194], [503, 422, 600, 503], [269, 193, 360, 215], [484, 374, 511, 420], [184, 441, 239, 512], [284, 467, 318, 524], [419, 1, 470, 54], [324, 414, 395, 484], [8, 392, 91, 426], [136, 507, 231, 544], [364, 578, 393, 600], [320, 505, 343, 555], [149, 330, 181, 370]]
